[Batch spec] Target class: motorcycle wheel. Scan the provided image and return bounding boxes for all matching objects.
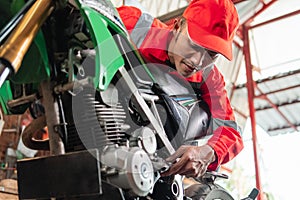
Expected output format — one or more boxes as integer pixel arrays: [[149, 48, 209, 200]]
[[185, 182, 234, 200]]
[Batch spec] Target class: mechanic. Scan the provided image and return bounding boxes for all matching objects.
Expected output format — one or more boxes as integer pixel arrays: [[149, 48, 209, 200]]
[[117, 0, 244, 180]]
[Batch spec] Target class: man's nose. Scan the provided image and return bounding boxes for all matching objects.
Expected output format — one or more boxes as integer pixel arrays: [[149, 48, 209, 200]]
[[189, 51, 205, 66]]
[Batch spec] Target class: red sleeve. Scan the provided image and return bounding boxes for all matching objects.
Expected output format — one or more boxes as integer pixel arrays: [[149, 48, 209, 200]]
[[199, 66, 244, 170], [117, 6, 142, 33]]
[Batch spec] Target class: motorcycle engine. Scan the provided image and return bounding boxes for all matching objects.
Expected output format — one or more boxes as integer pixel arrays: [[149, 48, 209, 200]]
[[70, 85, 157, 197]]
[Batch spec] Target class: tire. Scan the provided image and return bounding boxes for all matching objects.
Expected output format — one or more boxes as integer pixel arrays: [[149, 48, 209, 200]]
[[185, 182, 234, 200]]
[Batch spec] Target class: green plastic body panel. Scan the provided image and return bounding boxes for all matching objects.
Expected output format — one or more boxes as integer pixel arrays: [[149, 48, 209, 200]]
[[78, 5, 125, 90], [0, 82, 13, 115], [77, 2, 157, 90]]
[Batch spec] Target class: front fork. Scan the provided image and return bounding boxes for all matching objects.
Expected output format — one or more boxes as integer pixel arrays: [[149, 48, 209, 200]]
[[0, 0, 55, 88]]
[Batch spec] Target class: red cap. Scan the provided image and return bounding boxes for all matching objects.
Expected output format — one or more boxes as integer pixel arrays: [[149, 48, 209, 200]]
[[183, 0, 239, 60]]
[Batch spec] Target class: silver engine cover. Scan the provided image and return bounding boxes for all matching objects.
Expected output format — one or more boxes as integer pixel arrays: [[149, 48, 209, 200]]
[[101, 146, 154, 196]]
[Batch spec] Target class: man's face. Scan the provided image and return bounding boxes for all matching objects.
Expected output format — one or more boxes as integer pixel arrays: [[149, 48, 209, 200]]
[[169, 25, 218, 77]]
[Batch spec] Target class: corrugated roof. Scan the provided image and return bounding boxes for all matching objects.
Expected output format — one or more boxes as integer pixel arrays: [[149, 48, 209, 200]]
[[231, 69, 300, 136]]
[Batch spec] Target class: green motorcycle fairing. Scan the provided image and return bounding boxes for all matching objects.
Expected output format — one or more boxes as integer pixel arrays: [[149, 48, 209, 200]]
[[78, 5, 125, 90], [0, 82, 12, 114], [75, 0, 156, 90]]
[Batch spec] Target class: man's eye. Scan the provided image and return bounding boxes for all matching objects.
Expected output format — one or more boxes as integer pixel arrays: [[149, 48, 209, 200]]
[[192, 45, 204, 52], [207, 50, 218, 58]]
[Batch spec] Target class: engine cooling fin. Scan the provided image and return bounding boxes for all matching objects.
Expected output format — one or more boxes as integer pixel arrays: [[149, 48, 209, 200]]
[[71, 88, 128, 152]]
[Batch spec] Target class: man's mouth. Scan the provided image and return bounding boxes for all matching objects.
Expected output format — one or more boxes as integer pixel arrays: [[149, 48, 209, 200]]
[[182, 60, 195, 72]]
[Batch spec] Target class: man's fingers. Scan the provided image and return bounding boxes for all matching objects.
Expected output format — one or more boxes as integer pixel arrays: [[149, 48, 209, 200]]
[[164, 153, 196, 176], [165, 146, 187, 162], [162, 153, 190, 176], [165, 158, 187, 175], [162, 145, 214, 178]]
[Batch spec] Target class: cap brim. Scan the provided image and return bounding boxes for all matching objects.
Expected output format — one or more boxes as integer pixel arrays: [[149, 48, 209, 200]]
[[187, 20, 233, 60]]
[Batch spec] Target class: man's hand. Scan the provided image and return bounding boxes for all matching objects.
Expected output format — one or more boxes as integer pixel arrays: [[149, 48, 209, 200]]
[[161, 144, 216, 178]]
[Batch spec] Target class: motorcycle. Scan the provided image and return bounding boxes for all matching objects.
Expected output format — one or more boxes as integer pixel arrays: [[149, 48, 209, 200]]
[[0, 0, 258, 199]]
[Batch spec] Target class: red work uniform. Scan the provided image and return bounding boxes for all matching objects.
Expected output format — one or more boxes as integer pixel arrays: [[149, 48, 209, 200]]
[[117, 6, 244, 171]]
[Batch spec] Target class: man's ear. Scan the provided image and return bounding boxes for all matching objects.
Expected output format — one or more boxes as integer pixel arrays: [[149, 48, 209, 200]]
[[172, 18, 180, 35]]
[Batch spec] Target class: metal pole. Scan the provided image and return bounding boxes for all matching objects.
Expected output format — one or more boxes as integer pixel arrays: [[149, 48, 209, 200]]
[[242, 24, 263, 200], [41, 80, 65, 155]]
